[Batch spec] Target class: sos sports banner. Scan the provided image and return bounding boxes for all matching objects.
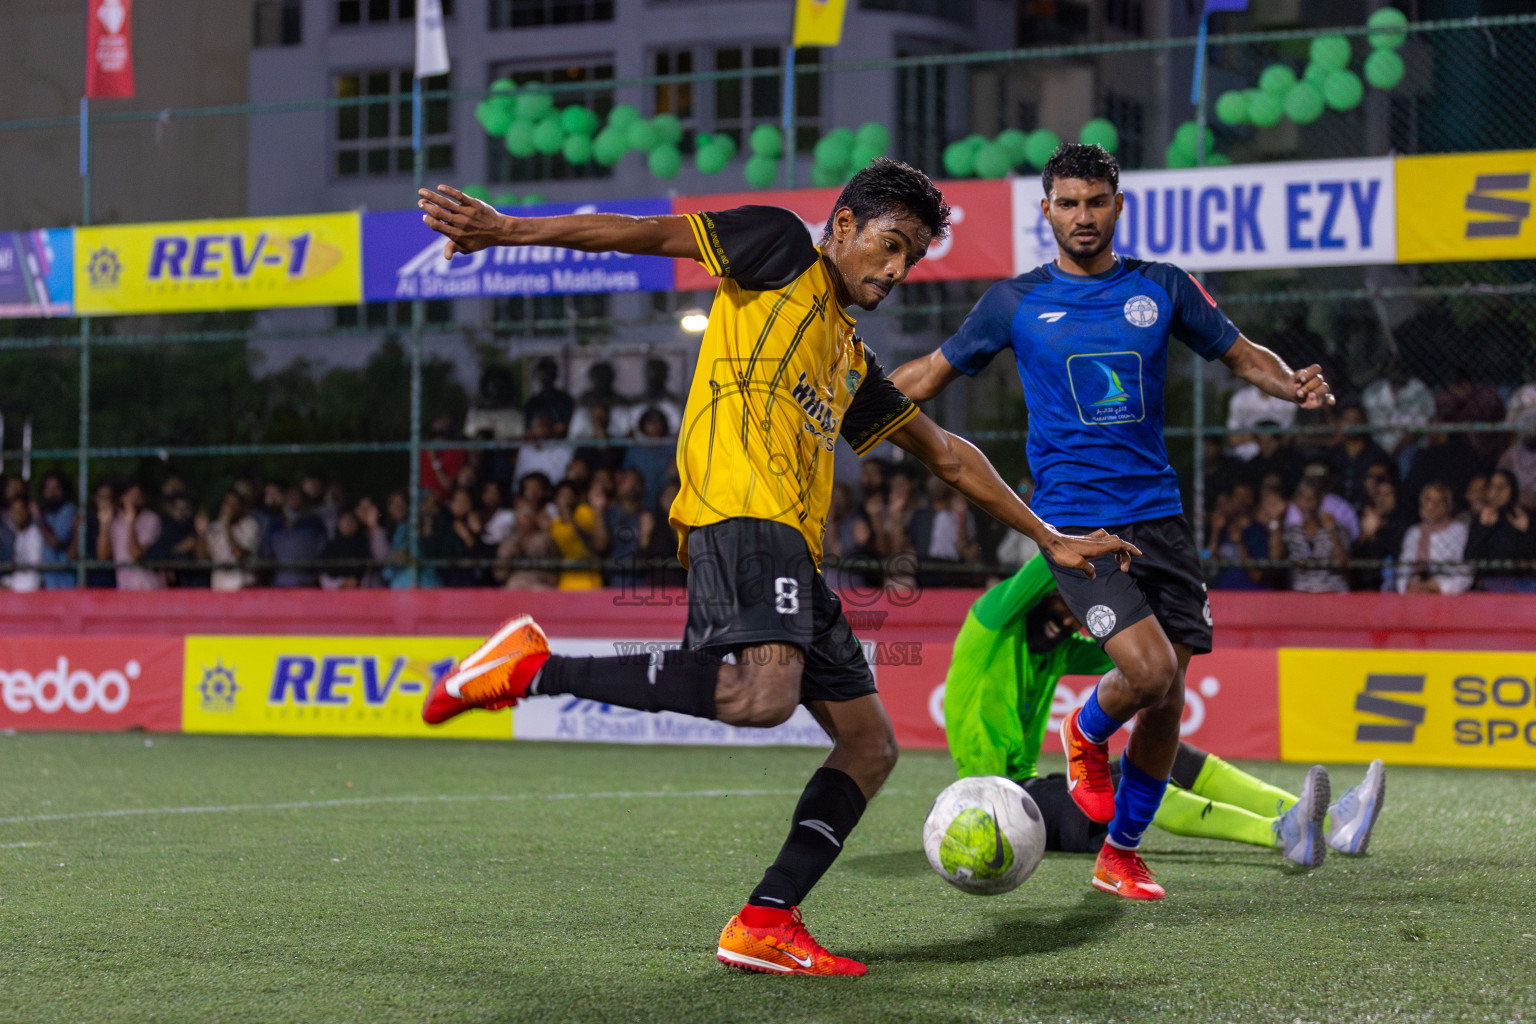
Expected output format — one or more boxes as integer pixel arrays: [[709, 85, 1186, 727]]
[[1396, 149, 1536, 264], [1279, 649, 1536, 769], [361, 199, 675, 303], [73, 212, 361, 314], [0, 636, 182, 732], [1013, 157, 1396, 274]]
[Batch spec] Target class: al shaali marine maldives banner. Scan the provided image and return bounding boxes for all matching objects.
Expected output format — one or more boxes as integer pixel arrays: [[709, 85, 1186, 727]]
[[1013, 157, 1396, 274], [73, 212, 361, 314], [362, 199, 675, 302], [0, 230, 73, 317]]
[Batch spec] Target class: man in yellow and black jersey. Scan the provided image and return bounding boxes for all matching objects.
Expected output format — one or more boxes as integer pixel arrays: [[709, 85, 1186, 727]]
[[415, 161, 1137, 977]]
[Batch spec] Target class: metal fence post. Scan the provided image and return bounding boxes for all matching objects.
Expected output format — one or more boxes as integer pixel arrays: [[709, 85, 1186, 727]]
[[1190, 21, 1210, 560], [76, 318, 90, 586], [408, 316, 423, 588]]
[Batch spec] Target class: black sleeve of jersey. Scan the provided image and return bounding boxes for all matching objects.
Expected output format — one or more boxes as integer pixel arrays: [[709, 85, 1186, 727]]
[[840, 343, 920, 456], [687, 206, 820, 290]]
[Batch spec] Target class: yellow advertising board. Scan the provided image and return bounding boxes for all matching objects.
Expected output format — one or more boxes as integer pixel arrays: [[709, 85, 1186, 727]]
[[183, 635, 509, 740], [1279, 648, 1536, 769], [74, 212, 361, 314], [1396, 150, 1536, 263]]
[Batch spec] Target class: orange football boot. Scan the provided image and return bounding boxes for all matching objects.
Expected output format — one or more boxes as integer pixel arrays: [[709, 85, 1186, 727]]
[[421, 615, 550, 725], [1060, 707, 1116, 823], [1092, 844, 1166, 901], [716, 905, 867, 977]]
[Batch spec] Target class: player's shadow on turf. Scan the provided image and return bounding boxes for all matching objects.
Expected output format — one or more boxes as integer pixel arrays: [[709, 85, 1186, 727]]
[[841, 849, 930, 878], [846, 892, 1124, 965]]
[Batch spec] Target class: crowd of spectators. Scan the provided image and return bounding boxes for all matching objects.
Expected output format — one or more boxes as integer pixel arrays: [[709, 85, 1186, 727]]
[[1205, 374, 1536, 594]]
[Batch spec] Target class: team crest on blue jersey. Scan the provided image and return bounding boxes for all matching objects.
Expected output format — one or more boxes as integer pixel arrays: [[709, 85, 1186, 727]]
[[1066, 351, 1145, 425], [1123, 295, 1159, 328]]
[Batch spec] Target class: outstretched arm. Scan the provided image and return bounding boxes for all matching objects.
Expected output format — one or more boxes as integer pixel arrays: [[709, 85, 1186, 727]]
[[890, 347, 964, 403], [417, 184, 703, 263], [888, 412, 1139, 578], [1219, 334, 1334, 410]]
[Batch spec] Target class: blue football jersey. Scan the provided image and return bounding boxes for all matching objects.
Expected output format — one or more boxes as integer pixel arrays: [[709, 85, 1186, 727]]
[[941, 257, 1239, 526]]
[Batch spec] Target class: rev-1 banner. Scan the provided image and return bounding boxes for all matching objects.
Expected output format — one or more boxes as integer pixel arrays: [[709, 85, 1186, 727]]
[[1012, 157, 1396, 274], [362, 199, 675, 302]]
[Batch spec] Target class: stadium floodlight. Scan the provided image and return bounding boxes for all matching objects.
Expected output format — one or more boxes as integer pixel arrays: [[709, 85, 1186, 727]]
[[679, 310, 709, 332]]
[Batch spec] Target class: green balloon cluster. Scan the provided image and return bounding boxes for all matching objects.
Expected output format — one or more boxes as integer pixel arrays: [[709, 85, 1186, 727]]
[[1365, 48, 1405, 90], [693, 132, 737, 175], [807, 122, 891, 187], [1078, 118, 1119, 155], [1367, 7, 1408, 51], [743, 125, 783, 189], [471, 85, 696, 180], [1167, 120, 1215, 168], [1284, 81, 1325, 125]]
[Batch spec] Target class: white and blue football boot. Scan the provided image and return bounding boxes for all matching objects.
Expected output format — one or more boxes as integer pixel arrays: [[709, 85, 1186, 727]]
[[1274, 765, 1330, 868], [1326, 759, 1386, 855]]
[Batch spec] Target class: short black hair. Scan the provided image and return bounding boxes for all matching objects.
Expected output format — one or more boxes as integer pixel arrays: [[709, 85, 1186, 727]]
[[1041, 142, 1120, 197], [821, 158, 951, 244]]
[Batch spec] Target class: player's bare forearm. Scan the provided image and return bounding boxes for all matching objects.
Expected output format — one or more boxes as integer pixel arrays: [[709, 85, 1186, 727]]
[[890, 349, 963, 403], [1219, 334, 1334, 410], [416, 184, 701, 261], [888, 413, 1139, 577]]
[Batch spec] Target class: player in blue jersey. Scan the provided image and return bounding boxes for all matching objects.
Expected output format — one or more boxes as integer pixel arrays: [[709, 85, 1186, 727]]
[[892, 144, 1334, 900]]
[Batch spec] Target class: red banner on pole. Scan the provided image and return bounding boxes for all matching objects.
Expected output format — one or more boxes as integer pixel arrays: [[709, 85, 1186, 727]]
[[86, 0, 135, 99]]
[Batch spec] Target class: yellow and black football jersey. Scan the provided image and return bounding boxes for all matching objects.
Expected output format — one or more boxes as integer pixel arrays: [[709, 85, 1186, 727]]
[[671, 205, 918, 566]]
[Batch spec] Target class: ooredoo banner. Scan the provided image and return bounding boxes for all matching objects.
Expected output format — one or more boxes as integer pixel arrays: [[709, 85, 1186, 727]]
[[670, 180, 1013, 292], [0, 636, 182, 732]]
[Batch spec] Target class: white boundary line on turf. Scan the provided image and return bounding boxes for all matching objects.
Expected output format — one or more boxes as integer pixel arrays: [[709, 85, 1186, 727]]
[[0, 788, 805, 826]]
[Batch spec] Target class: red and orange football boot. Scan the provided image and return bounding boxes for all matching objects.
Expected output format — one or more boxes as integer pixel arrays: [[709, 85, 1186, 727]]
[[716, 905, 867, 977], [1060, 707, 1116, 823], [421, 615, 550, 725], [1092, 844, 1166, 901]]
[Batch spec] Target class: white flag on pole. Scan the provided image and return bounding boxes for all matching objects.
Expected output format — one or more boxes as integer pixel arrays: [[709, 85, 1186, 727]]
[[415, 0, 450, 79]]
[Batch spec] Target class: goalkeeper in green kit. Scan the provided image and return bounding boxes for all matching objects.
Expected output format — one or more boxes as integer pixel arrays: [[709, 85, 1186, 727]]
[[942, 556, 1386, 866]]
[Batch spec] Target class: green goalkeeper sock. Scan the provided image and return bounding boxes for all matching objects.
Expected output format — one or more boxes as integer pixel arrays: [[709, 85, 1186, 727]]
[[1190, 753, 1298, 818], [1152, 787, 1278, 849]]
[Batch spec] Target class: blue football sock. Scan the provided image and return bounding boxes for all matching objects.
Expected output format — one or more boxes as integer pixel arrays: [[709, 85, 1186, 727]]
[[1107, 754, 1169, 850], [1076, 687, 1127, 745]]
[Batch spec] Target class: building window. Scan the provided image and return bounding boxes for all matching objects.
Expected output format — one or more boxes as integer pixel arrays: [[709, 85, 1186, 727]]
[[1105, 0, 1144, 36], [653, 48, 696, 149], [896, 57, 948, 180], [488, 0, 613, 29], [1103, 92, 1145, 169], [336, 0, 454, 26], [860, 0, 975, 28], [254, 0, 302, 46], [334, 69, 453, 178], [336, 300, 453, 327], [486, 60, 614, 184], [492, 293, 611, 343]]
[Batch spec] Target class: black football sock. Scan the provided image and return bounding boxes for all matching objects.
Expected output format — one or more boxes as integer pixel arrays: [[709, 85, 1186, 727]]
[[1170, 742, 1209, 790], [748, 767, 867, 909], [530, 650, 719, 720]]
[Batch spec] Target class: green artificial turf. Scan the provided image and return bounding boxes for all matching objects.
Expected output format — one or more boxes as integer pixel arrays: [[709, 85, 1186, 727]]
[[1, 732, 1533, 1023]]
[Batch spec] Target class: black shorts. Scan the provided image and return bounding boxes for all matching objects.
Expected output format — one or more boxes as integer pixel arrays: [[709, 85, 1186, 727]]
[[1022, 773, 1112, 854], [683, 517, 876, 704], [1046, 514, 1213, 655]]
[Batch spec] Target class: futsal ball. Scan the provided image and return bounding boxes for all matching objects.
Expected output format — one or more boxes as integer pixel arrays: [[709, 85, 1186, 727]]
[[923, 776, 1047, 895]]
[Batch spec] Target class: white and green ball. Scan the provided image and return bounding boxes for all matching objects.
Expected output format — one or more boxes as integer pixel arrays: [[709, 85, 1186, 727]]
[[923, 776, 1046, 896]]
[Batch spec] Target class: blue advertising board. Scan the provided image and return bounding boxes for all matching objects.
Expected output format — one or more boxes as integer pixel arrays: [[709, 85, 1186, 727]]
[[0, 229, 73, 317], [361, 198, 676, 302]]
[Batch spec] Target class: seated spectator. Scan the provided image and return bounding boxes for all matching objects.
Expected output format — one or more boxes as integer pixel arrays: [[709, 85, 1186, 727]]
[[865, 463, 917, 557], [101, 482, 162, 591], [603, 468, 656, 590], [1396, 480, 1472, 594], [1328, 403, 1390, 506], [571, 402, 628, 472], [1435, 369, 1505, 463], [547, 480, 606, 590], [421, 412, 469, 503], [1466, 469, 1536, 593], [1497, 429, 1536, 512], [320, 508, 373, 590], [1401, 431, 1482, 516], [515, 472, 554, 519], [36, 471, 77, 590], [439, 486, 483, 587], [2, 496, 44, 592], [1227, 383, 1298, 433], [909, 475, 979, 586], [563, 456, 592, 498], [355, 496, 391, 588], [647, 480, 688, 590], [479, 480, 515, 547], [1464, 474, 1489, 523], [1271, 479, 1348, 593], [621, 408, 675, 513], [1285, 465, 1358, 547], [995, 476, 1041, 571], [83, 482, 116, 588], [204, 489, 261, 592], [150, 490, 204, 587], [382, 490, 428, 590], [317, 480, 348, 540], [263, 486, 327, 588], [823, 482, 879, 590], [1361, 364, 1434, 455], [573, 361, 632, 435], [411, 490, 451, 589], [1245, 423, 1307, 495], [857, 458, 889, 507], [493, 506, 559, 591], [514, 412, 574, 488], [523, 356, 574, 437], [1349, 461, 1409, 591], [463, 365, 525, 444], [1209, 482, 1271, 590], [628, 357, 684, 437]]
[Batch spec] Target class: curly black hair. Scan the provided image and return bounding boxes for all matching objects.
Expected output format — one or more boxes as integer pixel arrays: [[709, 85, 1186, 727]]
[[1041, 142, 1120, 197], [820, 158, 951, 244]]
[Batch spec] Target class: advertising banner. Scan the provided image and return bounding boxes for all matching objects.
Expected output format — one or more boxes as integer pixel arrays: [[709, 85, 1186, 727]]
[[86, 0, 134, 99], [0, 229, 73, 318], [362, 199, 675, 302], [1013, 157, 1396, 274], [1280, 648, 1536, 769], [74, 212, 361, 314], [0, 636, 183, 732], [182, 635, 507, 740], [1396, 150, 1536, 264], [671, 180, 1013, 292]]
